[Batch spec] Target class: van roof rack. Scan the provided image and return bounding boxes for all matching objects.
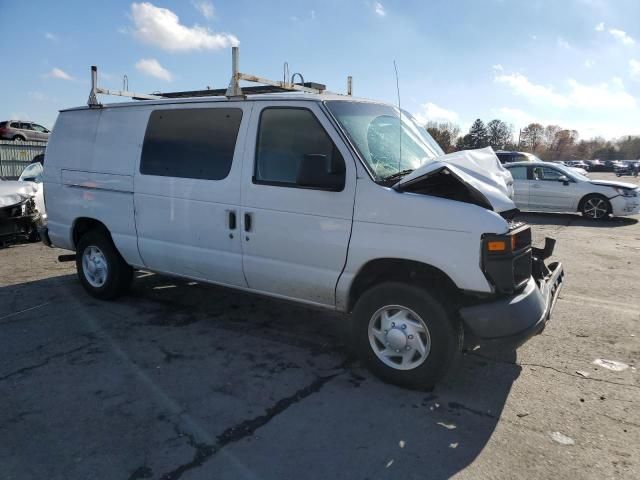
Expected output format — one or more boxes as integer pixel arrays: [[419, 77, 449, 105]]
[[87, 47, 353, 107]]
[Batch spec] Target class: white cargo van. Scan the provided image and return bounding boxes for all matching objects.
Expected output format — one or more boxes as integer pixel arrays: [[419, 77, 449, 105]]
[[41, 53, 563, 389]]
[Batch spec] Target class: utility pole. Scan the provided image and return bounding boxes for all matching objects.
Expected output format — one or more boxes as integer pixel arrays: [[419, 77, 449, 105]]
[[517, 128, 522, 149]]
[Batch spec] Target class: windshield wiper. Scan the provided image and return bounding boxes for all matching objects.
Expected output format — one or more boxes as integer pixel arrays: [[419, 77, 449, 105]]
[[379, 169, 414, 184]]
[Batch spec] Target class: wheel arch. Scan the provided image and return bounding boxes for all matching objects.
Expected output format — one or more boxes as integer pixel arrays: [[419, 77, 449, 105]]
[[346, 258, 460, 313], [72, 217, 112, 248], [577, 192, 611, 213]]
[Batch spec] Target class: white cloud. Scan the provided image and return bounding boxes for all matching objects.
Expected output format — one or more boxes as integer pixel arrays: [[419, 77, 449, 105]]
[[44, 32, 58, 41], [557, 37, 571, 49], [495, 72, 637, 110], [413, 102, 459, 125], [130, 2, 238, 52], [45, 67, 73, 81], [530, 34, 538, 40], [135, 58, 173, 82], [584, 59, 595, 68], [310, 10, 316, 20], [566, 77, 635, 109], [495, 72, 569, 107], [595, 22, 604, 32], [492, 64, 504, 71], [495, 107, 534, 126], [609, 28, 635, 45], [630, 59, 640, 79], [374, 2, 386, 17], [192, 0, 214, 20]]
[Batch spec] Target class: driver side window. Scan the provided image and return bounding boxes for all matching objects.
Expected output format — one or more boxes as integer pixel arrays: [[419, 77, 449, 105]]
[[254, 108, 345, 190]]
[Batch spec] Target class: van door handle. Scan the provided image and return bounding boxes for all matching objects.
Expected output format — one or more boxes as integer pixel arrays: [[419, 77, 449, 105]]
[[244, 213, 252, 232], [228, 211, 237, 230]]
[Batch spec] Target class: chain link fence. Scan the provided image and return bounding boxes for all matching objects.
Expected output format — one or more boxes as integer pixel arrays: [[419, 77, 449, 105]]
[[0, 140, 46, 179]]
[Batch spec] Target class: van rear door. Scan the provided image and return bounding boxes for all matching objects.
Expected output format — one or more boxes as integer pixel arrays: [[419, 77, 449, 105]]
[[134, 104, 250, 287], [239, 102, 356, 307]]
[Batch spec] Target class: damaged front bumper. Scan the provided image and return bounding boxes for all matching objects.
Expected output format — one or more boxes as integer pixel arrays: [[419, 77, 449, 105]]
[[0, 198, 41, 244], [459, 243, 565, 348]]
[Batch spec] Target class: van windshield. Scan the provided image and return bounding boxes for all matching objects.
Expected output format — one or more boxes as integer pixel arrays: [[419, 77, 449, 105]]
[[325, 101, 444, 181]]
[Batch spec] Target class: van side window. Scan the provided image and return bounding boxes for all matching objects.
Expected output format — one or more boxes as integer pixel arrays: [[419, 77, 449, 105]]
[[141, 108, 242, 180], [254, 108, 345, 190]]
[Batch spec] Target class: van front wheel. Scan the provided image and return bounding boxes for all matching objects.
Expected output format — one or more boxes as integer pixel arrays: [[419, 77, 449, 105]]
[[76, 230, 133, 300], [353, 282, 460, 390]]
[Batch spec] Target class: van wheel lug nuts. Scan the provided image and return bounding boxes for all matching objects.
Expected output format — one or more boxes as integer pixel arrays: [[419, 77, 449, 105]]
[[401, 324, 406, 329], [408, 335, 413, 339]]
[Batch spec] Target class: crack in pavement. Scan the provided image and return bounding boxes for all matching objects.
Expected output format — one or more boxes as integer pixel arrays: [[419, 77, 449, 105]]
[[158, 361, 350, 480], [468, 352, 639, 390], [0, 301, 51, 324], [0, 343, 93, 382]]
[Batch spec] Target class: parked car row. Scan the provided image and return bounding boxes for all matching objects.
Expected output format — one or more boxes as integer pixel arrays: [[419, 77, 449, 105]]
[[0, 120, 51, 142], [614, 160, 640, 177]]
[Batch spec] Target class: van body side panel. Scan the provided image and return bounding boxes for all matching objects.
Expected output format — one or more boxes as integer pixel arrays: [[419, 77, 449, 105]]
[[239, 102, 357, 307], [334, 178, 506, 310], [43, 109, 102, 250], [133, 103, 250, 288]]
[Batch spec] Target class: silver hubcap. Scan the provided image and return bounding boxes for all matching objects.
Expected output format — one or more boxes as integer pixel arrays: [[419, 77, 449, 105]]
[[368, 305, 431, 370], [82, 246, 108, 288], [584, 198, 608, 219]]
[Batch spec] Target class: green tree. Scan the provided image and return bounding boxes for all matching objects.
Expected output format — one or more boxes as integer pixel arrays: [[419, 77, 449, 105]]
[[486, 119, 512, 150], [467, 119, 489, 149], [520, 123, 545, 152]]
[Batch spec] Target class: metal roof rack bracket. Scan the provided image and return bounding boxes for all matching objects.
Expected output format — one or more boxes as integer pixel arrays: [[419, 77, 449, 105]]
[[86, 46, 345, 104]]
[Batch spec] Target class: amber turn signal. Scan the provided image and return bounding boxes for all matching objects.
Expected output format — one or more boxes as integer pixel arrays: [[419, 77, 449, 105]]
[[487, 240, 507, 252]]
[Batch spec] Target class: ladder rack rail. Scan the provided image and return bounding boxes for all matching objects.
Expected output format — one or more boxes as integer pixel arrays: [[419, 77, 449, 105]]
[[87, 47, 348, 107]]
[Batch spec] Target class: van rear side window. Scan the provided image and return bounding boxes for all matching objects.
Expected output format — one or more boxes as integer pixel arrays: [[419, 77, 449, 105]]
[[140, 108, 242, 180]]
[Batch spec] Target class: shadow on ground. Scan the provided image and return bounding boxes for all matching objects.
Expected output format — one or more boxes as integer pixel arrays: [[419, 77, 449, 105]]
[[0, 272, 521, 480], [516, 211, 638, 228]]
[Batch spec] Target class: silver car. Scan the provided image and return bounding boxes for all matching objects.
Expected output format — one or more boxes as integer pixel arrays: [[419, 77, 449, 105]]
[[505, 161, 640, 219], [0, 120, 51, 142]]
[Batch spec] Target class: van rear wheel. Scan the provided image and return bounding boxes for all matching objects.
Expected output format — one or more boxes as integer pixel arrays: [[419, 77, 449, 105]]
[[353, 282, 460, 390], [76, 229, 133, 300]]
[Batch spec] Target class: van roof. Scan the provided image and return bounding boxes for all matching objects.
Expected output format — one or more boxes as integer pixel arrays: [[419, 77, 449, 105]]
[[60, 92, 383, 113]]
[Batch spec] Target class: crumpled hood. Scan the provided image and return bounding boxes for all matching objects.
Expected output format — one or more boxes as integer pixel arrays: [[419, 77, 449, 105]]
[[394, 147, 516, 212], [589, 179, 639, 190], [0, 181, 38, 208]]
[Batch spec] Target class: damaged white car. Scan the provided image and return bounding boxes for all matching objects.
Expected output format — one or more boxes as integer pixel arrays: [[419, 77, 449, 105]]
[[0, 163, 45, 245]]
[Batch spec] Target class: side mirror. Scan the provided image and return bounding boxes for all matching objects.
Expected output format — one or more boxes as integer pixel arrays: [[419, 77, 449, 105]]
[[558, 175, 570, 185], [296, 153, 345, 191]]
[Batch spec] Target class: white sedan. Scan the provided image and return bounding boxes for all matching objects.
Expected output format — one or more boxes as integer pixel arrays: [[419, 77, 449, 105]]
[[504, 162, 640, 219]]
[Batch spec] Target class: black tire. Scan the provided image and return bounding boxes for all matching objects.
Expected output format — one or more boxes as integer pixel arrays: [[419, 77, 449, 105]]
[[352, 282, 461, 390], [580, 194, 611, 220], [76, 229, 133, 300]]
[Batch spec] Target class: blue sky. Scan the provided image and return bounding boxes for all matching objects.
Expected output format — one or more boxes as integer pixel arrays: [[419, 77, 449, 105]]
[[1, 0, 639, 139]]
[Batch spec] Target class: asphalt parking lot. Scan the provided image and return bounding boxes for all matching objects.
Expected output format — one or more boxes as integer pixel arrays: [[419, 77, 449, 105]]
[[1, 172, 639, 480]]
